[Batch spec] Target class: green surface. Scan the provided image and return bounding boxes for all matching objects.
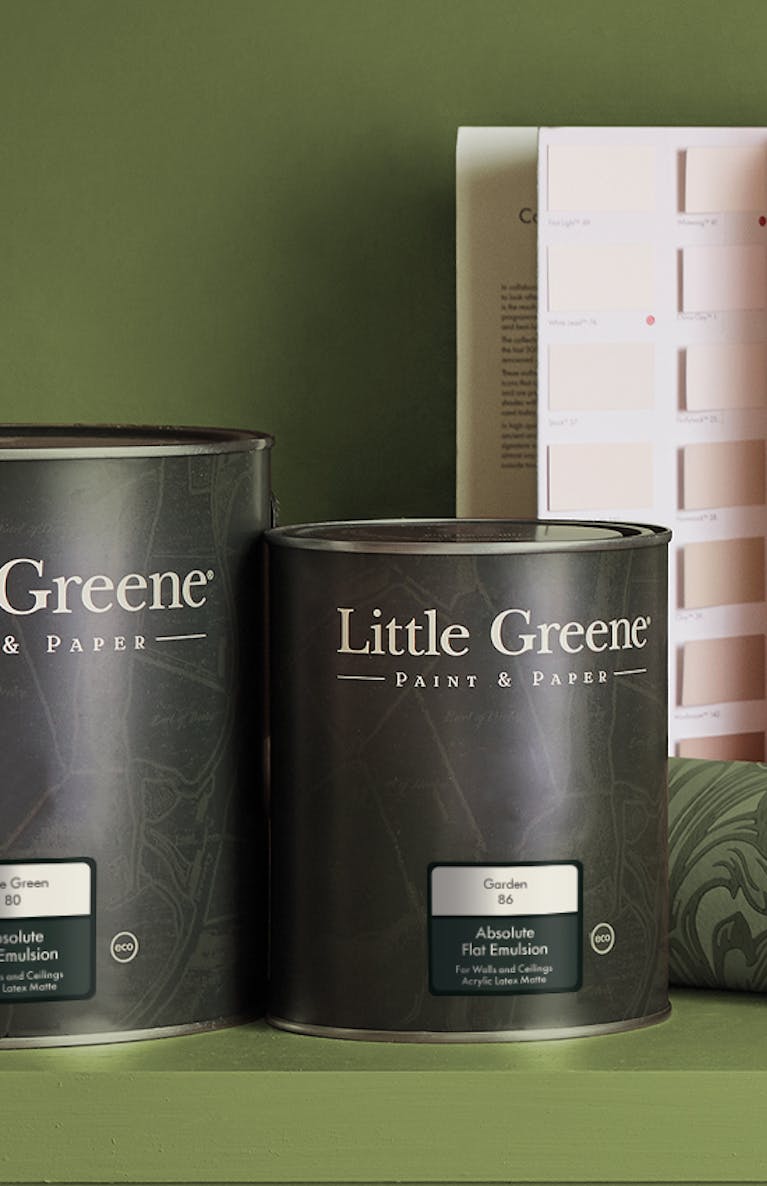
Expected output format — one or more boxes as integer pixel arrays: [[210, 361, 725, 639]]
[[0, 988, 760, 1071], [1, 991, 767, 1183], [2, 0, 767, 522]]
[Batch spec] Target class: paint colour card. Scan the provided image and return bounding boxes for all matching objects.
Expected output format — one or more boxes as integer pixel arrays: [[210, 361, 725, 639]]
[[681, 635, 765, 707], [685, 342, 767, 411], [548, 144, 656, 212], [682, 245, 767, 313], [685, 145, 767, 213], [536, 126, 767, 760], [548, 342, 655, 411], [682, 538, 765, 609], [677, 732, 765, 761], [547, 244, 655, 313], [682, 440, 765, 511], [548, 442, 653, 511]]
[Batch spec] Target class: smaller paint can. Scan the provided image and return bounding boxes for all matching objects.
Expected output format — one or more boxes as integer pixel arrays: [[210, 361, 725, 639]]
[[267, 519, 671, 1041], [0, 425, 273, 1046]]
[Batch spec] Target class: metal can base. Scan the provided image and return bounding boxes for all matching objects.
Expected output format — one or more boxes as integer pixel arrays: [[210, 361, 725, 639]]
[[0, 1012, 258, 1050], [267, 1005, 671, 1043]]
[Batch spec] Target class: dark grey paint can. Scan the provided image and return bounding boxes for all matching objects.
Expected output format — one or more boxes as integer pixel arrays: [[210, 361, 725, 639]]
[[268, 519, 671, 1041], [0, 425, 272, 1046]]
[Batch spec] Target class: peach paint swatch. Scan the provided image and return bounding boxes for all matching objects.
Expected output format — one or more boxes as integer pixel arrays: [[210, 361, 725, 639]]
[[548, 342, 655, 411], [547, 244, 654, 312], [548, 144, 656, 212], [681, 635, 765, 707], [677, 732, 765, 762], [548, 442, 653, 511], [682, 245, 767, 313], [685, 145, 767, 213], [682, 440, 765, 510], [682, 537, 765, 609], [685, 341, 767, 411]]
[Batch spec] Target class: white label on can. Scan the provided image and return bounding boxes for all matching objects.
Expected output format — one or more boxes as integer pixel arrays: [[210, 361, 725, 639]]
[[0, 858, 96, 1003], [430, 862, 579, 917], [429, 861, 583, 996], [0, 860, 92, 919]]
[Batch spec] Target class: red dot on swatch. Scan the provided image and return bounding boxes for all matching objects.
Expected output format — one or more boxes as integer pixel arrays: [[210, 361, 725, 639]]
[[760, 216, 767, 226], [646, 315, 655, 326]]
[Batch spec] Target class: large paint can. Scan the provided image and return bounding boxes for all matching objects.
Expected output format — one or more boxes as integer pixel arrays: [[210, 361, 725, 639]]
[[268, 519, 671, 1041], [0, 425, 273, 1046]]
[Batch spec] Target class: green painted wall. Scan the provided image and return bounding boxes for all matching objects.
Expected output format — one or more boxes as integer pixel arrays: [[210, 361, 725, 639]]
[[0, 0, 764, 523]]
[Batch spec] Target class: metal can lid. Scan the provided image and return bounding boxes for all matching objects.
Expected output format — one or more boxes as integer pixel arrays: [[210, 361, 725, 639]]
[[267, 519, 672, 554], [0, 424, 274, 459]]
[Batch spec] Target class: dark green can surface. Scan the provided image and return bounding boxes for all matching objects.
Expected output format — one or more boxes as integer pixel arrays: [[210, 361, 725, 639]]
[[268, 519, 671, 1041], [0, 425, 272, 1046]]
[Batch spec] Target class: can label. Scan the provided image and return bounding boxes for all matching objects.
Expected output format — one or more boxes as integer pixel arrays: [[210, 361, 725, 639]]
[[0, 859, 96, 1002], [429, 862, 582, 994]]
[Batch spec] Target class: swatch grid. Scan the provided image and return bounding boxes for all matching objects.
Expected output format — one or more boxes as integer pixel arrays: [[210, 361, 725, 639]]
[[537, 127, 767, 761]]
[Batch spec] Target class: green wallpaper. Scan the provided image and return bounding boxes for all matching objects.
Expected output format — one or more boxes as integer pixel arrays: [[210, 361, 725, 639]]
[[1, 0, 765, 523]]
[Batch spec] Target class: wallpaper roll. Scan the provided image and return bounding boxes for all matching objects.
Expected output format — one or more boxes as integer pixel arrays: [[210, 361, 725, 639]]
[[669, 756, 767, 992]]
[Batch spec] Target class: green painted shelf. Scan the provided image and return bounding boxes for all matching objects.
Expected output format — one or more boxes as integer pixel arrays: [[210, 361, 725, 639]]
[[0, 989, 765, 1184]]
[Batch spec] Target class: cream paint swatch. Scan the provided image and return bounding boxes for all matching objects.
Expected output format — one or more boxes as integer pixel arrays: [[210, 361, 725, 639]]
[[681, 634, 765, 706], [682, 244, 767, 312], [548, 442, 653, 511], [548, 342, 655, 411], [686, 341, 767, 411], [548, 144, 656, 212], [685, 145, 767, 212], [682, 439, 765, 510], [547, 245, 654, 312], [678, 732, 765, 762], [682, 537, 765, 608]]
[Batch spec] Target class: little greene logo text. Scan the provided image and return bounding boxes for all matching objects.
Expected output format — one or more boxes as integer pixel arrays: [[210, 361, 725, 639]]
[[337, 607, 651, 658], [0, 558, 215, 660], [0, 557, 212, 616]]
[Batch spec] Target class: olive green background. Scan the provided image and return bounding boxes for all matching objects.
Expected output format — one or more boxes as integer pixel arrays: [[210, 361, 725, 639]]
[[1, 0, 765, 523]]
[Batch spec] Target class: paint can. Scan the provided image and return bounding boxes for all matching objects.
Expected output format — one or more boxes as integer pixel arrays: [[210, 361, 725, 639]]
[[267, 519, 671, 1041], [0, 425, 273, 1046]]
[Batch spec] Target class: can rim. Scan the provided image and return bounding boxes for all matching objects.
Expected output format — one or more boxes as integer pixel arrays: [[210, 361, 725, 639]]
[[266, 1006, 672, 1042], [0, 424, 274, 459], [267, 518, 672, 554]]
